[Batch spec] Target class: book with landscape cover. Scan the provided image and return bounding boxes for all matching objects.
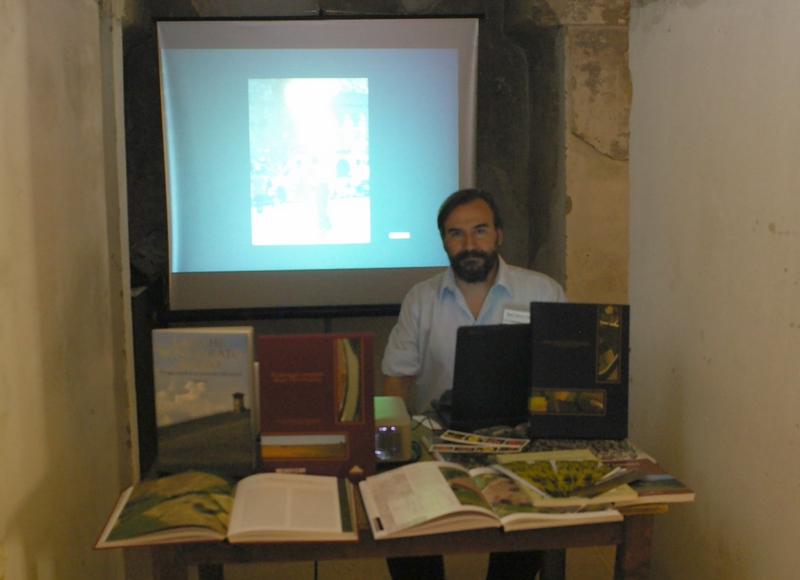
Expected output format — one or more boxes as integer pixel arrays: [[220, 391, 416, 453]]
[[602, 457, 695, 505], [528, 303, 630, 439], [358, 460, 623, 540], [152, 326, 257, 476], [95, 470, 358, 548], [258, 333, 376, 479]]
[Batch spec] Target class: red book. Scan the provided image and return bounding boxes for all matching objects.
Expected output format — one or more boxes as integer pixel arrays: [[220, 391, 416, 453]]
[[258, 333, 376, 480]]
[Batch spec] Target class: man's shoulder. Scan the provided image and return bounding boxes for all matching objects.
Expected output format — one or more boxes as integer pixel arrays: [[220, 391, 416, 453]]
[[405, 269, 448, 298], [394, 270, 450, 326], [501, 262, 565, 300], [503, 262, 556, 282]]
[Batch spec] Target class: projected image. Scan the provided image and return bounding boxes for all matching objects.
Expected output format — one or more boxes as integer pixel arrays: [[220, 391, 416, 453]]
[[248, 78, 370, 246]]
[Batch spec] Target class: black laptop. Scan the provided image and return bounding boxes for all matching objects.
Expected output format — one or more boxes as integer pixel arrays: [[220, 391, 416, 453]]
[[434, 324, 532, 431]]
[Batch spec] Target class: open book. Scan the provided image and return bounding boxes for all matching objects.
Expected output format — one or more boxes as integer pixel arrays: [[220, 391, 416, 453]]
[[95, 470, 358, 548], [358, 461, 623, 540], [494, 449, 641, 509]]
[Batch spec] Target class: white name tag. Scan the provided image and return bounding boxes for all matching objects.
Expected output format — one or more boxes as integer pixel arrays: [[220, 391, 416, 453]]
[[502, 307, 530, 324]]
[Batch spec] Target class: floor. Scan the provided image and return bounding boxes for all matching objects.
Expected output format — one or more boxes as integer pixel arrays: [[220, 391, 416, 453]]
[[182, 546, 617, 579]]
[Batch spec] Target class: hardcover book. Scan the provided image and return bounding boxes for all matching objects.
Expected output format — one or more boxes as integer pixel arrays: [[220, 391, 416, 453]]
[[152, 326, 257, 476], [602, 457, 695, 505], [358, 460, 623, 540], [258, 333, 376, 479], [95, 470, 357, 548], [528, 303, 630, 439]]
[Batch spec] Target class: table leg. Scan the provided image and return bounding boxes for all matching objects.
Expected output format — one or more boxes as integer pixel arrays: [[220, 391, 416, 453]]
[[614, 514, 654, 580], [539, 549, 566, 580], [198, 564, 225, 580], [152, 545, 189, 580]]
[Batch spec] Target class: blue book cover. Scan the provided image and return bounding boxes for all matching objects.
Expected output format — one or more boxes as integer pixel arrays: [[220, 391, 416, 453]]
[[152, 326, 256, 475]]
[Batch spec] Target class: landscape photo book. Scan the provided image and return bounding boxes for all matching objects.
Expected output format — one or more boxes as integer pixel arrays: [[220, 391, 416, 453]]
[[494, 449, 641, 509], [152, 326, 257, 476], [602, 457, 695, 505], [358, 460, 623, 540], [493, 439, 695, 507], [95, 470, 358, 548]]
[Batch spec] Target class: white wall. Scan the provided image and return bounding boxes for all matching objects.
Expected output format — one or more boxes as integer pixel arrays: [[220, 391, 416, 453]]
[[0, 0, 129, 578], [629, 0, 800, 577]]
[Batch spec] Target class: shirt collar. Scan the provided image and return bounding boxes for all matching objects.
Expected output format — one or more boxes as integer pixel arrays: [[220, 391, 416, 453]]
[[438, 256, 511, 300]]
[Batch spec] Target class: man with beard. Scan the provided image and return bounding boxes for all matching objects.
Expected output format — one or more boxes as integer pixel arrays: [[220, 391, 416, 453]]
[[381, 188, 565, 580], [382, 188, 565, 415]]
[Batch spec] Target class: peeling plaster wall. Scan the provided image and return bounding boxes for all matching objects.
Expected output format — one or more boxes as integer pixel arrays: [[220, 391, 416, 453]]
[[1, 0, 129, 579], [507, 0, 631, 302], [562, 5, 630, 303], [630, 0, 800, 577]]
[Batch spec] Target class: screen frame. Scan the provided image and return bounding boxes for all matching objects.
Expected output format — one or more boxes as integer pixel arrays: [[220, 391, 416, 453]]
[[155, 15, 480, 318]]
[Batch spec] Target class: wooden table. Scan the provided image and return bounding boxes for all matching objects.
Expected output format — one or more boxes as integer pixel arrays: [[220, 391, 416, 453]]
[[149, 503, 667, 580]]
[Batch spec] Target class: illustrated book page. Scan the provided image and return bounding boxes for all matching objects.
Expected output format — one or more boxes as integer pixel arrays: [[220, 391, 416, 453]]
[[358, 461, 502, 540], [95, 471, 234, 548], [469, 466, 623, 531], [358, 460, 623, 540], [95, 470, 357, 549], [494, 449, 639, 509]]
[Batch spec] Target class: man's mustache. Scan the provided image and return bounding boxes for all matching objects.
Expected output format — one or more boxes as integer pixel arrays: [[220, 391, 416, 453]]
[[455, 249, 489, 262]]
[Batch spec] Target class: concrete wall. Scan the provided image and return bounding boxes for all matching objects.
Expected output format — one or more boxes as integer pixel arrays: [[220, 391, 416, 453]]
[[0, 0, 131, 578], [629, 0, 800, 577]]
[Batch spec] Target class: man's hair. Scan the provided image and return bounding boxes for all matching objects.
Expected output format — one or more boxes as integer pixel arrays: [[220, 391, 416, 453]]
[[437, 188, 504, 238]]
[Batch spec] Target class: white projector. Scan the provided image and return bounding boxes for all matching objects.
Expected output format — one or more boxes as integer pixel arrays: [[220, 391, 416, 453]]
[[374, 396, 412, 463]]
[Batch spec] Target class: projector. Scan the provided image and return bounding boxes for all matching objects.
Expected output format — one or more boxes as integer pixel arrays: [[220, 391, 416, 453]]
[[374, 396, 412, 463]]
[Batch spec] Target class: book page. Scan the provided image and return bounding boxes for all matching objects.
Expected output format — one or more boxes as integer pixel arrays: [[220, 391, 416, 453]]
[[229, 473, 345, 535], [495, 450, 638, 508], [466, 466, 626, 532], [360, 461, 492, 536], [95, 471, 233, 548], [468, 467, 539, 518]]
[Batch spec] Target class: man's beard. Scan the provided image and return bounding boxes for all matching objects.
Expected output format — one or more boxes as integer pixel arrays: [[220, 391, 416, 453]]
[[449, 249, 499, 283]]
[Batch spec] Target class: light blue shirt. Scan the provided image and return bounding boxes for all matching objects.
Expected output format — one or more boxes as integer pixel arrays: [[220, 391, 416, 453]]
[[381, 257, 566, 413]]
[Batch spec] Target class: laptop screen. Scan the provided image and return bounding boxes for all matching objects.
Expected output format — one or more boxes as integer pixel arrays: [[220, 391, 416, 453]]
[[447, 324, 531, 431]]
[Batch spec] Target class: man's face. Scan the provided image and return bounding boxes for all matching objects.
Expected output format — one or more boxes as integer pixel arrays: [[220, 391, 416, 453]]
[[441, 199, 503, 283]]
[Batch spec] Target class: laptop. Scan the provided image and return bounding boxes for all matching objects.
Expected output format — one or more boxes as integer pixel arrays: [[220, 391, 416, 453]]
[[434, 324, 532, 432]]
